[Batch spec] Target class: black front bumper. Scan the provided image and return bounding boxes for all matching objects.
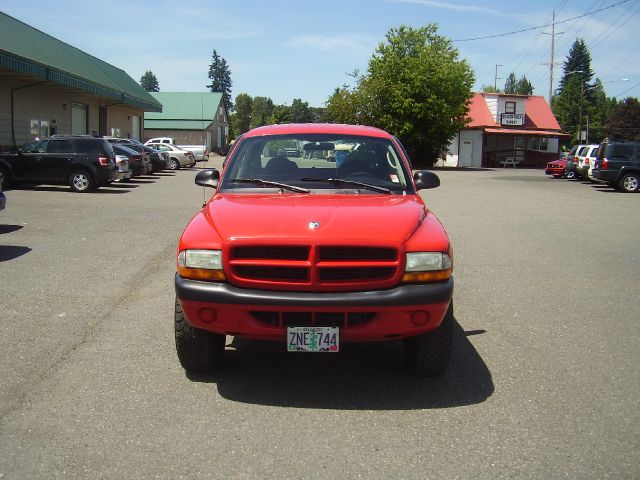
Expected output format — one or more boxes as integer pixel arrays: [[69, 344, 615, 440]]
[[175, 274, 454, 307]]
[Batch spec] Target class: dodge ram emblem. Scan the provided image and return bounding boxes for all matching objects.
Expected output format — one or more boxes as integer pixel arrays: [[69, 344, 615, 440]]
[[308, 221, 321, 230]]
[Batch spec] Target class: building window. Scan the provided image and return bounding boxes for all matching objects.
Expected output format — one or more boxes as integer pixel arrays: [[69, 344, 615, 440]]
[[30, 119, 49, 140], [529, 137, 549, 151], [505, 101, 516, 114]]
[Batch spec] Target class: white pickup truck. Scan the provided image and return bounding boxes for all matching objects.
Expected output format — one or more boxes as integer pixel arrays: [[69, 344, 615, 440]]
[[144, 137, 208, 161]]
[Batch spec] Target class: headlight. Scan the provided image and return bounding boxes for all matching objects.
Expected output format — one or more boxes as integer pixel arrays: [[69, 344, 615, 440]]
[[403, 252, 452, 283], [177, 249, 225, 281]]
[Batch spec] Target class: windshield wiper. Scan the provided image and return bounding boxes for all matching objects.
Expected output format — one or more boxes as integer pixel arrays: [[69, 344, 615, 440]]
[[229, 178, 310, 193], [300, 177, 391, 194]]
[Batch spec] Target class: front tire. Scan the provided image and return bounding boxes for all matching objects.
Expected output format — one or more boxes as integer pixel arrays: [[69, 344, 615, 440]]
[[175, 298, 225, 372], [69, 170, 94, 192], [0, 167, 10, 187], [403, 301, 454, 377], [618, 173, 639, 193]]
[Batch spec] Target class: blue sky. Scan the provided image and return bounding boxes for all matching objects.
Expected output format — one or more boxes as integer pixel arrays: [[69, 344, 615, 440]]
[[1, 0, 638, 106]]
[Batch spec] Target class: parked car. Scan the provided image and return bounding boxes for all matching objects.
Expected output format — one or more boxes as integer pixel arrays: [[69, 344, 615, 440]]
[[104, 138, 153, 174], [174, 123, 453, 377], [114, 154, 132, 181], [144, 137, 207, 161], [127, 140, 170, 170], [593, 140, 640, 192], [145, 143, 196, 169], [564, 145, 582, 179], [0, 135, 117, 192], [124, 142, 166, 172], [545, 158, 568, 178], [575, 144, 599, 179], [111, 144, 148, 176]]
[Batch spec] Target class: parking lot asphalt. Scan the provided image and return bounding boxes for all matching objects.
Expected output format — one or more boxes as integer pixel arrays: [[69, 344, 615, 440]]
[[0, 166, 638, 479]]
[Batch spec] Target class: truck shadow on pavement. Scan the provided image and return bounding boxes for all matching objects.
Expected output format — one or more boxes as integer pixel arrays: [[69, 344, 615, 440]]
[[188, 318, 494, 410], [0, 245, 32, 262]]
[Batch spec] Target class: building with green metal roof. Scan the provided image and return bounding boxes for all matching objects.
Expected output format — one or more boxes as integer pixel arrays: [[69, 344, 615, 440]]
[[144, 92, 229, 153], [0, 11, 162, 149]]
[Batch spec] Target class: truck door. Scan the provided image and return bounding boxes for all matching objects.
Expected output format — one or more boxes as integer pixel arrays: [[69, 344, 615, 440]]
[[44, 139, 75, 182], [11, 140, 49, 181]]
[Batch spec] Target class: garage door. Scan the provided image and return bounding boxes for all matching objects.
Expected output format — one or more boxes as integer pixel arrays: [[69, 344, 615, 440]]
[[72, 103, 87, 135]]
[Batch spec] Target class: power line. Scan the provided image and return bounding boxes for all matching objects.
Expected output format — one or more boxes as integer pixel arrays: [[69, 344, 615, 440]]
[[613, 81, 640, 97], [453, 0, 632, 42], [590, 1, 640, 48]]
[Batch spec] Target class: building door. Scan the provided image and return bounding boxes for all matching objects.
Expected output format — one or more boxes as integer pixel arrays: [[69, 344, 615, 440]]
[[460, 140, 473, 167], [99, 106, 108, 135], [71, 103, 87, 135], [131, 115, 140, 140]]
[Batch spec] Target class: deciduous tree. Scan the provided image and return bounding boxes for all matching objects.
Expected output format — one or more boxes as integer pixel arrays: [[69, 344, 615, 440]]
[[232, 93, 252, 135], [326, 25, 474, 166], [605, 97, 640, 141]]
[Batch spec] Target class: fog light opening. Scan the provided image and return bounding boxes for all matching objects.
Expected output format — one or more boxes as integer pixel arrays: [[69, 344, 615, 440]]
[[198, 307, 217, 324], [411, 310, 430, 327]]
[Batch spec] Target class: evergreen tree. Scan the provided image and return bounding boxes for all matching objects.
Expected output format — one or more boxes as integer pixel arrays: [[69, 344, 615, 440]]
[[557, 39, 594, 95], [515, 75, 533, 95], [140, 70, 160, 92], [553, 39, 597, 142], [207, 49, 233, 112], [504, 73, 517, 94]]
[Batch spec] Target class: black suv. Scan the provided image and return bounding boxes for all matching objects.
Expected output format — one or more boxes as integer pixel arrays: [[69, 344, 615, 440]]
[[0, 136, 117, 192], [593, 141, 640, 193]]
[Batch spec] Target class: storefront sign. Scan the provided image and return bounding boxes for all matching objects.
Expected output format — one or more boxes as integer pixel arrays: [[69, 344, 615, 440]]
[[500, 113, 524, 126]]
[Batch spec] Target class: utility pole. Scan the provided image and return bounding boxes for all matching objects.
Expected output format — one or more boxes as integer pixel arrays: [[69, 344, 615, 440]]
[[494, 64, 503, 91], [542, 10, 563, 104], [549, 10, 555, 104]]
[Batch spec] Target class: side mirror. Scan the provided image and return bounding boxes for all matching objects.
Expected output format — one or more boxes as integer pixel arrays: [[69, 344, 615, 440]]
[[195, 168, 220, 188], [413, 170, 440, 190]]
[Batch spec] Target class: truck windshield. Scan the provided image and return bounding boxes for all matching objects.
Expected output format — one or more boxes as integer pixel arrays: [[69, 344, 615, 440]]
[[220, 134, 412, 194]]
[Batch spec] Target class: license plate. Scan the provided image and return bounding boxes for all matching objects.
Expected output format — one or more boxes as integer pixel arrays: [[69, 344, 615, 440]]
[[287, 326, 339, 352]]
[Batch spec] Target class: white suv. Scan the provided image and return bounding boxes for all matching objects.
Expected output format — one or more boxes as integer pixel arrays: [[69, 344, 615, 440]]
[[576, 144, 598, 179], [144, 137, 175, 146]]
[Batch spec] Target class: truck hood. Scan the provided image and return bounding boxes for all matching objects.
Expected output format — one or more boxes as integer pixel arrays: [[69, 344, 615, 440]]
[[204, 193, 427, 245]]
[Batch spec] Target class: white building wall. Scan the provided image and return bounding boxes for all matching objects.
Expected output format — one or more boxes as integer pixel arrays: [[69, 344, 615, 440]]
[[496, 97, 526, 117], [444, 129, 483, 167], [484, 95, 498, 121]]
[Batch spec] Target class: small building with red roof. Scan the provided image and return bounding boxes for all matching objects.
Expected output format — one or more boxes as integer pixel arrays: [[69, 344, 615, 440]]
[[445, 93, 569, 168]]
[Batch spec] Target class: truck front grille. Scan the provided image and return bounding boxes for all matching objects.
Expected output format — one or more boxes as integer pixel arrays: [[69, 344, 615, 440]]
[[228, 244, 400, 291]]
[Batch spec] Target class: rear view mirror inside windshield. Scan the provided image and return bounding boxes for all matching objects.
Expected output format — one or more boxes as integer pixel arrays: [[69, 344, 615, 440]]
[[303, 142, 335, 151]]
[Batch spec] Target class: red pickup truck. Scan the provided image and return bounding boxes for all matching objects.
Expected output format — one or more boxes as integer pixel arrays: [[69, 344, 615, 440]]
[[174, 124, 454, 376]]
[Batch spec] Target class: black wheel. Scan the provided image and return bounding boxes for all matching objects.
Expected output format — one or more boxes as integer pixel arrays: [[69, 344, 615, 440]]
[[566, 171, 576, 179], [403, 301, 454, 377], [169, 158, 180, 170], [68, 170, 94, 192], [174, 298, 225, 372], [0, 167, 9, 187], [618, 173, 639, 193]]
